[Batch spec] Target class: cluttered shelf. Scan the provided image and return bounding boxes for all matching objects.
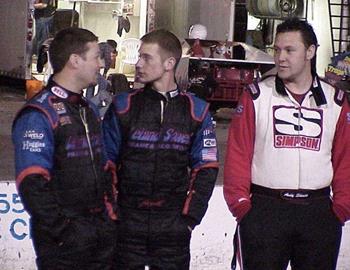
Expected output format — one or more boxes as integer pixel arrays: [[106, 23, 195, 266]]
[[189, 56, 274, 66], [68, 0, 132, 3]]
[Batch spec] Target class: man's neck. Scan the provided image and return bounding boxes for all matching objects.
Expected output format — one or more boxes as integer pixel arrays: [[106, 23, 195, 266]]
[[283, 73, 313, 95], [52, 72, 82, 94], [152, 75, 177, 93]]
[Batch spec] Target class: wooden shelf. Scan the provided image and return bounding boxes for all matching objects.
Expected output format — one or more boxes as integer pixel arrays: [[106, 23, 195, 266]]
[[189, 57, 275, 66], [69, 0, 131, 4]]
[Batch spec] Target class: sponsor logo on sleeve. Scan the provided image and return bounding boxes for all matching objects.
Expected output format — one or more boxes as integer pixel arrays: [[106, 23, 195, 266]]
[[22, 141, 46, 152], [22, 130, 46, 152], [202, 147, 217, 161], [24, 130, 44, 140], [203, 138, 217, 147], [347, 112, 350, 124], [337, 90, 344, 101], [249, 84, 258, 95], [203, 127, 214, 136], [235, 104, 244, 115]]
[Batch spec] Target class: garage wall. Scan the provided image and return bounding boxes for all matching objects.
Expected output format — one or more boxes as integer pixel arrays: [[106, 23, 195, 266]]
[[308, 0, 333, 75], [198, 0, 232, 40], [56, 0, 333, 76]]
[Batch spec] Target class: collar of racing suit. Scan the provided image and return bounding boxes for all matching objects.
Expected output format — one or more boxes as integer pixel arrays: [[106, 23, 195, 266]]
[[144, 83, 180, 101], [275, 75, 327, 106], [46, 78, 88, 106]]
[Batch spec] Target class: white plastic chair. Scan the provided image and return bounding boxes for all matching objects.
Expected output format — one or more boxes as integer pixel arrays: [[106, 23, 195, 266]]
[[118, 38, 140, 74]]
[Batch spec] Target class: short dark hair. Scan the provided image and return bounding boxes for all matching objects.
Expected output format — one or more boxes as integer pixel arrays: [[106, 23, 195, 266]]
[[99, 42, 114, 73], [49, 27, 98, 73], [106, 39, 118, 52], [276, 18, 318, 74], [140, 29, 182, 68]]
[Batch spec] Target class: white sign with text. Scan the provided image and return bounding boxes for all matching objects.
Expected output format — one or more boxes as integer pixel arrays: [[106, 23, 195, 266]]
[[1, 182, 349, 270]]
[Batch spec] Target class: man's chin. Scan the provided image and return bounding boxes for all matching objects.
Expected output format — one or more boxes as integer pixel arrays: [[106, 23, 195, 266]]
[[278, 74, 296, 83], [277, 72, 288, 79], [135, 76, 147, 84]]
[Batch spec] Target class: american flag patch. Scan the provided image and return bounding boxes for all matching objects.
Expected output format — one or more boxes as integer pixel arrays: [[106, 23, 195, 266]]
[[202, 147, 217, 161]]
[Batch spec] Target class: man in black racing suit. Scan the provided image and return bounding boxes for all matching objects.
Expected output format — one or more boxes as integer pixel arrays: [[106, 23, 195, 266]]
[[103, 29, 219, 269], [12, 28, 117, 270]]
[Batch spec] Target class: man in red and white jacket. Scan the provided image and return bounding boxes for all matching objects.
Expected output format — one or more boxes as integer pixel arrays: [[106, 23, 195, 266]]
[[224, 18, 350, 270]]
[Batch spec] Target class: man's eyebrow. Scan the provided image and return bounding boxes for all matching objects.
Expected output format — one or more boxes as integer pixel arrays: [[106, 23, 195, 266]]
[[273, 45, 295, 49], [140, 52, 152, 57]]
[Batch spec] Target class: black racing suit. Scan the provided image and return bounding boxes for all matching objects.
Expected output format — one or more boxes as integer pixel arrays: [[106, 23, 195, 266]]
[[103, 85, 219, 269], [12, 81, 116, 270]]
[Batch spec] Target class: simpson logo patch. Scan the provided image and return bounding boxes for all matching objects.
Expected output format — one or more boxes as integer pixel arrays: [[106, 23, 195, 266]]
[[347, 112, 350, 124], [273, 106, 323, 151], [235, 104, 244, 115], [51, 86, 68, 99]]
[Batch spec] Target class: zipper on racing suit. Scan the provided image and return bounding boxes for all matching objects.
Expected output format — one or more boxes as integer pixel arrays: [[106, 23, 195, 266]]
[[79, 106, 99, 188]]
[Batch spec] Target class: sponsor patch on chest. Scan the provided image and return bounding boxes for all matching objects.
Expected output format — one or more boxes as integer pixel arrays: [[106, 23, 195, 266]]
[[273, 106, 323, 151], [59, 116, 72, 125], [53, 102, 67, 114], [51, 86, 68, 99], [128, 128, 191, 151]]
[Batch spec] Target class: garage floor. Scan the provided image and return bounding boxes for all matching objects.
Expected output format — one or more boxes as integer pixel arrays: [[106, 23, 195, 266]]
[[0, 86, 25, 181]]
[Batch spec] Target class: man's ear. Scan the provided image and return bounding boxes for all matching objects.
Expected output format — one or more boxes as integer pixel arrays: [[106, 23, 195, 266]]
[[68, 54, 80, 68], [306, 44, 316, 61], [164, 56, 176, 71]]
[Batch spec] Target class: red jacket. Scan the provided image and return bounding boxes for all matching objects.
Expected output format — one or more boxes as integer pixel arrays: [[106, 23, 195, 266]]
[[224, 75, 350, 224]]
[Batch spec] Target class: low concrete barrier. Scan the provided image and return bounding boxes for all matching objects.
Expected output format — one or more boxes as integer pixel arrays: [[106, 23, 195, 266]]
[[0, 182, 349, 269]]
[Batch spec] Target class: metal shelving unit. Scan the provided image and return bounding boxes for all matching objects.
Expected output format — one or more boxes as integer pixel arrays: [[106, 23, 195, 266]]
[[328, 0, 350, 55]]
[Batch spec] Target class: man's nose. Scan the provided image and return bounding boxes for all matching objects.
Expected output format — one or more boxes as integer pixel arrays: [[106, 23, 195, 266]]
[[276, 50, 287, 62], [135, 58, 142, 68]]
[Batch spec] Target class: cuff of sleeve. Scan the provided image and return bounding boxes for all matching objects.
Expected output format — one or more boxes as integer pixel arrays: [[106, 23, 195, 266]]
[[233, 200, 252, 223], [182, 215, 199, 230], [332, 204, 346, 225]]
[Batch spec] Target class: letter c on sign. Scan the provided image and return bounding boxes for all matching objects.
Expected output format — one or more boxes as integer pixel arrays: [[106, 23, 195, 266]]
[[10, 218, 28, 240]]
